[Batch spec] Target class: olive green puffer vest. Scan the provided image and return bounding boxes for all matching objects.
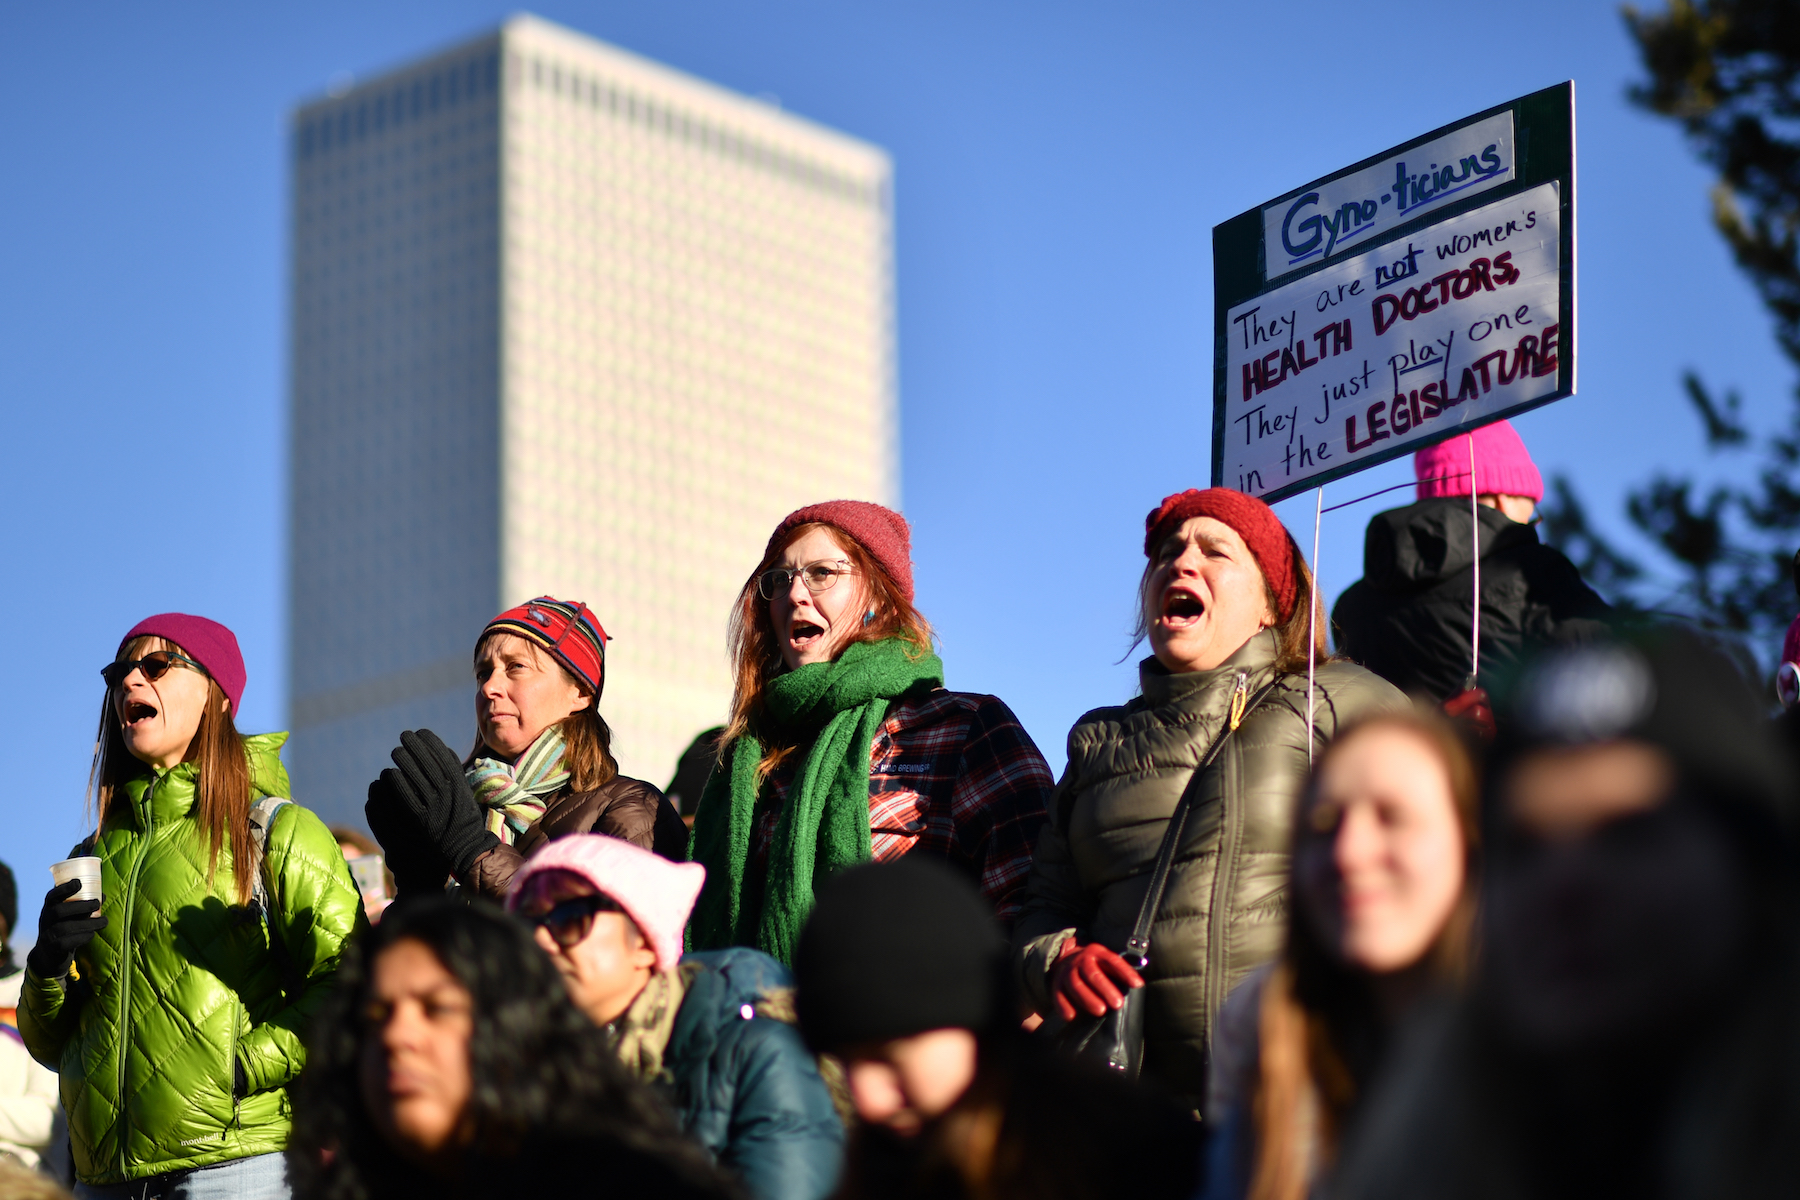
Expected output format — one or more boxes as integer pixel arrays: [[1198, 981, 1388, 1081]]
[[1012, 631, 1406, 1108], [19, 733, 367, 1185]]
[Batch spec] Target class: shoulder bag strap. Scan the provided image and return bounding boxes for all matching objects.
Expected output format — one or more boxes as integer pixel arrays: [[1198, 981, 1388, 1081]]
[[247, 796, 292, 920], [1120, 672, 1281, 968]]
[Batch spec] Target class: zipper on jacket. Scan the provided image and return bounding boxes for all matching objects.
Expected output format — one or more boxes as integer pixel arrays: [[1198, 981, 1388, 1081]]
[[115, 776, 156, 1178], [1202, 672, 1251, 1069], [228, 997, 244, 1136]]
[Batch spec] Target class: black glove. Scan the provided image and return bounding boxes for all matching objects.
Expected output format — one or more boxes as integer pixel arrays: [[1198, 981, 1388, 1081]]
[[387, 729, 499, 878], [365, 777, 453, 898], [26, 879, 107, 979]]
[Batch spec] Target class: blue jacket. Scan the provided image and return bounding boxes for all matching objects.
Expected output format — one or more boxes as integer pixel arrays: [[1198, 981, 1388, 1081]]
[[668, 949, 843, 1200]]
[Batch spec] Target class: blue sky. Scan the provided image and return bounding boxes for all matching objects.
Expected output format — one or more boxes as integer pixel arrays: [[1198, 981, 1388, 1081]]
[[2, 1, 1789, 944]]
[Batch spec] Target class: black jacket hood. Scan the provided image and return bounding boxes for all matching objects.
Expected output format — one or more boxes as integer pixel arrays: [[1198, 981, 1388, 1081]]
[[1363, 497, 1539, 590]]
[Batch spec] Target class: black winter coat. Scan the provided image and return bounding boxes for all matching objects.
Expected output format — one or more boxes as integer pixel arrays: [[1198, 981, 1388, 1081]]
[[1332, 498, 1610, 701]]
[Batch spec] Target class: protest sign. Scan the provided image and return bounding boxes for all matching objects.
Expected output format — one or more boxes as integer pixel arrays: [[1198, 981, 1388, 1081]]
[[1212, 82, 1574, 503]]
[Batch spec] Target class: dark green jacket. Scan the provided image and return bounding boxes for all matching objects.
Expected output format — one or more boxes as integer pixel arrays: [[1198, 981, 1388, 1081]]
[[19, 733, 366, 1184], [1012, 631, 1406, 1107]]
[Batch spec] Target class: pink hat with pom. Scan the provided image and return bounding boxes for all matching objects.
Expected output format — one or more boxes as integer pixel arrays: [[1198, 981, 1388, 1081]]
[[504, 835, 705, 973], [1414, 419, 1544, 502]]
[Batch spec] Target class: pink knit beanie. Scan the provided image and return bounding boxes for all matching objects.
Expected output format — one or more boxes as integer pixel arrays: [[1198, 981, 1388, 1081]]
[[118, 613, 247, 715], [1414, 420, 1544, 502], [504, 834, 705, 973], [766, 499, 915, 602]]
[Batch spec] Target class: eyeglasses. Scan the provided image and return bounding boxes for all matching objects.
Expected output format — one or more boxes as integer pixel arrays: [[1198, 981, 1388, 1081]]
[[101, 650, 206, 689], [526, 892, 623, 949], [757, 559, 856, 601]]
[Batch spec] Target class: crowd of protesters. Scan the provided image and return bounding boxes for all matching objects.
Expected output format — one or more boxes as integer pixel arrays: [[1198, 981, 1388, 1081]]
[[5, 419, 1800, 1199]]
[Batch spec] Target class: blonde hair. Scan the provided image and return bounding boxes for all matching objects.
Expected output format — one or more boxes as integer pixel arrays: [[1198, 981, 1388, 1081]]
[[0, 1161, 74, 1200]]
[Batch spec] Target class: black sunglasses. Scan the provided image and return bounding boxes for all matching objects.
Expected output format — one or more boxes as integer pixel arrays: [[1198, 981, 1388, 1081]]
[[527, 892, 623, 948], [101, 650, 205, 689]]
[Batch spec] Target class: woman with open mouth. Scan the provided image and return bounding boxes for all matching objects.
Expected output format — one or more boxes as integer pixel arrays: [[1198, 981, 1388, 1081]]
[[18, 613, 366, 1198], [687, 500, 1056, 964], [1011, 488, 1406, 1114], [363, 597, 689, 904]]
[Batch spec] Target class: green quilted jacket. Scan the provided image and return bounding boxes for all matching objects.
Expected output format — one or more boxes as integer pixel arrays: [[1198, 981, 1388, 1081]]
[[19, 733, 367, 1185]]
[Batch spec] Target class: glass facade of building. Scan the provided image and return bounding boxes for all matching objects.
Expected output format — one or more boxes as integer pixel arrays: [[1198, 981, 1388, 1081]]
[[289, 16, 895, 825]]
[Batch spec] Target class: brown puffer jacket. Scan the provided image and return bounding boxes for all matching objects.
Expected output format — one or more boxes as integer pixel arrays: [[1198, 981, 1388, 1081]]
[[1012, 629, 1405, 1109], [462, 775, 690, 900]]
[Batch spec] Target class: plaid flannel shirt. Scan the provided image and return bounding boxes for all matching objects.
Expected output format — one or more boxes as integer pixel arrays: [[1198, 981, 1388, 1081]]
[[753, 689, 1054, 927]]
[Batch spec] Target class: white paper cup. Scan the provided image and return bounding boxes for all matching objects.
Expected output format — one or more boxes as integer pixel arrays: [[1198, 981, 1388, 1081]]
[[50, 857, 103, 903]]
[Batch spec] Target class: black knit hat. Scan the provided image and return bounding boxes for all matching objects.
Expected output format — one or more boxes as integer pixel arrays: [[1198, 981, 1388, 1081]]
[[794, 859, 1009, 1054]]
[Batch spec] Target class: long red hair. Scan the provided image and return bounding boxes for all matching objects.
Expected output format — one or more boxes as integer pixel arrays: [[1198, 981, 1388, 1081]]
[[725, 521, 934, 779]]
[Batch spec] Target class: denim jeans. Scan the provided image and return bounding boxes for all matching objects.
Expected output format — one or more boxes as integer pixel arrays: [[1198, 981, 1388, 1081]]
[[74, 1151, 288, 1200]]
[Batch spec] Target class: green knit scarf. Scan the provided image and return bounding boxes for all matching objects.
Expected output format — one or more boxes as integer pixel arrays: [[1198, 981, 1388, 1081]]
[[688, 637, 945, 963]]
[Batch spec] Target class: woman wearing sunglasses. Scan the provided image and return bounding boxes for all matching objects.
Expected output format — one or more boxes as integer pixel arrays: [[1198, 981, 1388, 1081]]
[[688, 500, 1055, 963], [18, 613, 365, 1199], [364, 597, 688, 904], [506, 834, 843, 1200]]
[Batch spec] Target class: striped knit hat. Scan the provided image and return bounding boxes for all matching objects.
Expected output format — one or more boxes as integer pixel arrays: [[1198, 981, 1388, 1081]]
[[480, 597, 609, 697]]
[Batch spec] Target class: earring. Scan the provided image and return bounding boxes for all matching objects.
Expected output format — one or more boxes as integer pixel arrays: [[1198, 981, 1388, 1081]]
[[863, 608, 877, 626]]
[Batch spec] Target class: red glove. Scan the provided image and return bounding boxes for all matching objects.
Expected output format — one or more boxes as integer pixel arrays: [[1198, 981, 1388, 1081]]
[[1442, 687, 1496, 744], [1050, 938, 1145, 1021]]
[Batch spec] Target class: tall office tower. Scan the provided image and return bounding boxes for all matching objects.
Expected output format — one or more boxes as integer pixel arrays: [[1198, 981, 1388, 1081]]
[[289, 15, 896, 825]]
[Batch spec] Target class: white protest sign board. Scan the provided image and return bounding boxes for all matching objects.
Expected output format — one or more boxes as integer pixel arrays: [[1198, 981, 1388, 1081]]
[[1224, 184, 1561, 496], [1211, 83, 1574, 503]]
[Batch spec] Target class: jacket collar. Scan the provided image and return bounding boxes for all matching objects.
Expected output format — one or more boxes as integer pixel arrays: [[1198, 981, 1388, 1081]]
[[1137, 627, 1280, 709], [116, 731, 293, 827], [122, 760, 201, 825]]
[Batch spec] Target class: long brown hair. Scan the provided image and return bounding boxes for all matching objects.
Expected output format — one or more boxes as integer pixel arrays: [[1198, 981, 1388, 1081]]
[[1133, 530, 1327, 675], [1246, 711, 1480, 1200], [469, 634, 618, 792], [89, 636, 256, 904], [724, 521, 935, 781]]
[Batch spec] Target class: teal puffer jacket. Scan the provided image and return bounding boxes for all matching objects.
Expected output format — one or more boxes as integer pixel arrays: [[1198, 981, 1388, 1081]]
[[19, 733, 367, 1185], [668, 949, 843, 1200]]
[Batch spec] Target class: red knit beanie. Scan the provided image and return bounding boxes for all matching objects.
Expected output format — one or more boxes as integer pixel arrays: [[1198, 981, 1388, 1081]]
[[1414, 420, 1543, 501], [1142, 488, 1298, 620], [767, 500, 915, 602], [118, 613, 247, 716], [481, 597, 609, 697]]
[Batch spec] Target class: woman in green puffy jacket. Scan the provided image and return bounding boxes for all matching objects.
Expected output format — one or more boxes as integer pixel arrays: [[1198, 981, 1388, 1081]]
[[19, 613, 367, 1199]]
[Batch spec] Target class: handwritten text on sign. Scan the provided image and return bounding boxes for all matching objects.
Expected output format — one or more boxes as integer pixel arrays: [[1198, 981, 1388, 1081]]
[[1261, 112, 1515, 282], [1225, 182, 1561, 498]]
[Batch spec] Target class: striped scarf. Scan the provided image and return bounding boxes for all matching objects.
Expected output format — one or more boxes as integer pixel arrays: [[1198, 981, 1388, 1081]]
[[466, 725, 571, 845]]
